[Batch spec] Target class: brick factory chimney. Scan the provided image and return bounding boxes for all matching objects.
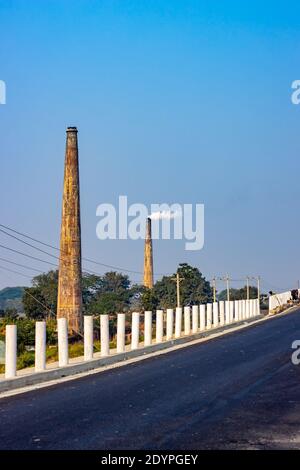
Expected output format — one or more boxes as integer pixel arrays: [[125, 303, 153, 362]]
[[143, 217, 154, 289], [57, 127, 83, 334]]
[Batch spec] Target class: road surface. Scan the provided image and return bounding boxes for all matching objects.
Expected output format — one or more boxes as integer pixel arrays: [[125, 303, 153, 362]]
[[1, 310, 300, 450]]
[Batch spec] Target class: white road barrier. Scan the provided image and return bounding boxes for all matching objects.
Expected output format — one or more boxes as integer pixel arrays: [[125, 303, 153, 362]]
[[206, 303, 212, 330], [166, 309, 174, 340], [199, 304, 206, 331], [175, 307, 182, 339], [184, 306, 191, 335], [213, 302, 219, 328], [35, 321, 46, 372], [144, 311, 152, 346], [2, 297, 262, 384], [156, 310, 164, 344], [131, 312, 140, 350], [219, 301, 225, 326], [234, 301, 239, 322], [117, 313, 126, 353], [58, 318, 68, 367], [5, 325, 17, 379], [84, 315, 94, 361], [192, 306, 198, 333], [225, 301, 230, 325]]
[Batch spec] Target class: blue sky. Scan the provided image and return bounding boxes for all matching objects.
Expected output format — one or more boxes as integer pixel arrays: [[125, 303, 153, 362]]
[[1, 0, 300, 293]]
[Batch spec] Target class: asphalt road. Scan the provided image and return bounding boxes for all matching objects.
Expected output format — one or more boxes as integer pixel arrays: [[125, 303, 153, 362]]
[[1, 310, 300, 450]]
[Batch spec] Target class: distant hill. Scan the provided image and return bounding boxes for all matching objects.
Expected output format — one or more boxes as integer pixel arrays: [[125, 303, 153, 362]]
[[0, 287, 24, 312]]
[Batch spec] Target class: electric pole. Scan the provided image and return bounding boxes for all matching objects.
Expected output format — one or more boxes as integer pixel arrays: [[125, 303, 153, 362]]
[[212, 277, 217, 303], [171, 272, 184, 308], [246, 276, 250, 300], [224, 274, 230, 302]]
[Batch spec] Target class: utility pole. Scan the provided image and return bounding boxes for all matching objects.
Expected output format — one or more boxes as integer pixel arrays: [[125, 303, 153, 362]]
[[171, 272, 184, 308], [246, 276, 250, 300], [212, 277, 217, 303], [225, 274, 230, 302], [257, 276, 260, 302]]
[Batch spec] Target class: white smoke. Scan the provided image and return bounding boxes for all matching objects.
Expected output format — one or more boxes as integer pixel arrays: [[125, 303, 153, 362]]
[[150, 210, 182, 221]]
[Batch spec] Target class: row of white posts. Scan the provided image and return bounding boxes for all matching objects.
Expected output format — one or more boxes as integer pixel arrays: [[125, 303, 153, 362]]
[[4, 298, 260, 380]]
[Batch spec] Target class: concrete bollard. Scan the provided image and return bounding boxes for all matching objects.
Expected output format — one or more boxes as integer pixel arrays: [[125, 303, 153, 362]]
[[246, 300, 250, 319], [234, 300, 239, 322], [256, 298, 260, 316], [156, 310, 164, 344], [117, 313, 126, 353], [230, 301, 234, 323], [58, 318, 68, 368], [35, 321, 46, 372], [144, 311, 152, 347], [5, 324, 17, 379], [206, 303, 212, 329], [239, 300, 243, 320], [84, 315, 94, 361], [192, 305, 198, 333], [166, 309, 174, 340], [225, 301, 230, 325], [219, 301, 225, 326], [100, 314, 110, 357], [131, 312, 140, 350], [213, 302, 219, 328], [184, 306, 191, 335], [253, 299, 257, 317], [199, 304, 206, 331], [175, 307, 182, 338], [242, 300, 246, 319]]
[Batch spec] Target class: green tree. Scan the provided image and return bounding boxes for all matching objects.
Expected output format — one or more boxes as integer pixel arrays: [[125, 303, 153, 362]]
[[23, 270, 58, 319], [218, 285, 258, 301], [153, 263, 212, 309]]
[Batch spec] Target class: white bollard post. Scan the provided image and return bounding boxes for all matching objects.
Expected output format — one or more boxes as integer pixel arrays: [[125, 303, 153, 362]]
[[84, 315, 94, 361], [156, 310, 164, 344], [5, 324, 17, 379], [246, 300, 250, 319], [239, 300, 243, 320], [58, 317, 68, 367], [175, 307, 182, 338], [131, 312, 140, 350], [100, 314, 110, 356], [242, 300, 246, 319], [253, 299, 257, 317], [213, 302, 219, 328], [166, 309, 174, 340], [234, 300, 239, 322], [199, 304, 206, 331], [230, 301, 234, 323], [206, 303, 212, 329], [225, 301, 230, 325], [192, 306, 198, 333], [35, 321, 46, 372], [184, 306, 191, 335], [144, 311, 152, 346], [117, 313, 126, 353], [219, 301, 225, 326]]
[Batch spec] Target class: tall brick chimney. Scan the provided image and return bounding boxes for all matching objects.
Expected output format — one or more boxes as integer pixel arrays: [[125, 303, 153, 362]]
[[143, 217, 154, 289], [57, 127, 83, 334]]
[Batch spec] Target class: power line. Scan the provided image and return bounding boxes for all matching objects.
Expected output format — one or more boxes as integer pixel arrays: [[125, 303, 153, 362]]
[[0, 264, 33, 279], [0, 243, 58, 267], [0, 256, 44, 273], [0, 222, 170, 276]]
